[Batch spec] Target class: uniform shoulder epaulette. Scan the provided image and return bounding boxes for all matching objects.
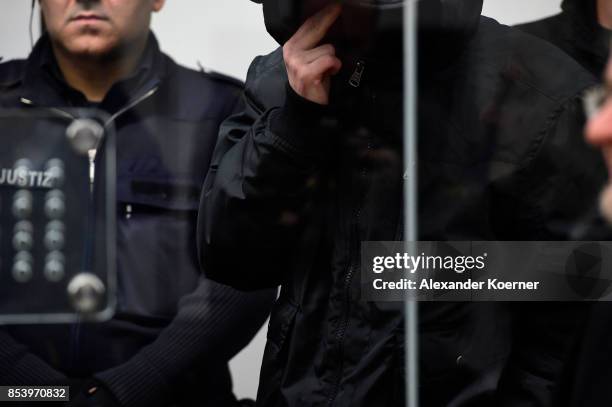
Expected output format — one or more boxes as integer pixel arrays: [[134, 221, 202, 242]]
[[197, 62, 244, 90], [0, 59, 26, 90]]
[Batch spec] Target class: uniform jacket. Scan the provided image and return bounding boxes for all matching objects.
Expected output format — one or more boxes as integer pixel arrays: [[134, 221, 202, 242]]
[[0, 33, 274, 407]]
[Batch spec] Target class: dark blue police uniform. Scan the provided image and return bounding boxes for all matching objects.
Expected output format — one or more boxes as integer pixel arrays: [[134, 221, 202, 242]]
[[0, 33, 274, 407]]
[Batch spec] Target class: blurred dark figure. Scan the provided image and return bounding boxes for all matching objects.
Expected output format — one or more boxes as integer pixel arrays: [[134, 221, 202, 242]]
[[518, 2, 612, 406], [0, 1, 274, 406], [516, 0, 611, 77], [199, 0, 605, 406], [554, 50, 612, 407]]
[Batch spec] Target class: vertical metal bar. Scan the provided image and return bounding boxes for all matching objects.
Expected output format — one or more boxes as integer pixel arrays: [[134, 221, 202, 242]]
[[403, 1, 419, 407]]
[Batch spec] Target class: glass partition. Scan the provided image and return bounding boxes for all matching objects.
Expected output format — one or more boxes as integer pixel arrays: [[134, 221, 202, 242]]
[[0, 109, 116, 324], [1, 1, 610, 406], [395, 1, 610, 406]]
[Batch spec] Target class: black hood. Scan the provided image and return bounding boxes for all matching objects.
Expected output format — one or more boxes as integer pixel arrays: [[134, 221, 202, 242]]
[[420, 0, 483, 38], [252, 0, 483, 79], [418, 0, 483, 68], [253, 0, 483, 47]]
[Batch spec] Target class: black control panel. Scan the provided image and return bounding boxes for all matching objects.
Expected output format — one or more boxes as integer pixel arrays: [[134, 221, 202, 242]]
[[0, 109, 115, 324]]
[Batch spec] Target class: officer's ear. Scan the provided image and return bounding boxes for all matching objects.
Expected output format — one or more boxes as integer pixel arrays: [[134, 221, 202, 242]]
[[152, 0, 166, 13]]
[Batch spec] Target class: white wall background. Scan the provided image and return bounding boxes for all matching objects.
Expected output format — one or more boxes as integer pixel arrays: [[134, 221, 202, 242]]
[[1, 0, 562, 78], [0, 0, 563, 401]]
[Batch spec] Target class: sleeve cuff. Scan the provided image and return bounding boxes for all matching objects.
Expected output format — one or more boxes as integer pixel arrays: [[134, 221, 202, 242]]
[[95, 355, 169, 407], [0, 332, 67, 385], [269, 84, 335, 158]]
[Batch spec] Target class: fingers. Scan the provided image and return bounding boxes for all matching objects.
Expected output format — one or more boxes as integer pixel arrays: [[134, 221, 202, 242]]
[[307, 54, 343, 79], [283, 44, 342, 76], [303, 44, 336, 64], [283, 44, 335, 67], [286, 54, 342, 104], [282, 3, 343, 105], [287, 54, 342, 92], [287, 3, 342, 51]]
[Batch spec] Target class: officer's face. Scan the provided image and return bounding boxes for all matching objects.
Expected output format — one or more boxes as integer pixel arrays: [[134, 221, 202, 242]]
[[586, 60, 612, 221], [40, 0, 165, 59]]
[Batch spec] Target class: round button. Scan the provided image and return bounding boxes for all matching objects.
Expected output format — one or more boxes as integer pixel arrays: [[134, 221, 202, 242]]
[[14, 158, 32, 171], [67, 273, 106, 314], [13, 221, 33, 251], [45, 252, 65, 282], [45, 159, 65, 188], [44, 221, 65, 251], [12, 190, 32, 219], [45, 190, 65, 219], [12, 252, 33, 283], [13, 230, 33, 251], [66, 119, 104, 156], [13, 159, 32, 189]]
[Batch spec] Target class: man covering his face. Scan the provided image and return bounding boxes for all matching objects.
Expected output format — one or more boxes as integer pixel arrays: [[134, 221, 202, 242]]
[[199, 0, 604, 405]]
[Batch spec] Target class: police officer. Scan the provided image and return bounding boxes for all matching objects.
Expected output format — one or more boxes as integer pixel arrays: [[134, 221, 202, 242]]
[[0, 1, 274, 406]]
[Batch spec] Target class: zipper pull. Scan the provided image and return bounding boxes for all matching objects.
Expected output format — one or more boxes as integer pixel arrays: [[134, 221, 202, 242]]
[[349, 60, 366, 88], [88, 148, 96, 192]]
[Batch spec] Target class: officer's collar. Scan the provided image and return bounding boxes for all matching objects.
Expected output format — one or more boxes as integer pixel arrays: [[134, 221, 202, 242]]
[[20, 31, 166, 112]]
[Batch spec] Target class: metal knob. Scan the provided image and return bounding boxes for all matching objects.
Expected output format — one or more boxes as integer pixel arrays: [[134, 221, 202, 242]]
[[12, 252, 33, 283], [44, 252, 65, 282], [45, 158, 65, 188], [13, 221, 34, 251], [66, 119, 104, 156], [44, 190, 65, 219], [13, 159, 32, 188], [44, 221, 65, 251], [67, 273, 106, 314], [12, 190, 32, 219]]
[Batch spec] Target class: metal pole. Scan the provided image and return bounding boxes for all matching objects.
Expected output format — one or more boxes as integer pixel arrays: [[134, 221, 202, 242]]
[[403, 1, 419, 406]]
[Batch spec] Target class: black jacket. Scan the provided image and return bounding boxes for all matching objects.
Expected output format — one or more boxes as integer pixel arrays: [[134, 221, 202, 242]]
[[516, 0, 609, 77], [198, 6, 605, 407], [0, 34, 275, 407]]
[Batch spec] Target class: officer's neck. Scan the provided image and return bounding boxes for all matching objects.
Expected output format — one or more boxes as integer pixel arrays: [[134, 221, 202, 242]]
[[50, 37, 147, 103]]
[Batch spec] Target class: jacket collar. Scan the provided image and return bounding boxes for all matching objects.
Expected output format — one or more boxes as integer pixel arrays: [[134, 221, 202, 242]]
[[20, 31, 166, 113]]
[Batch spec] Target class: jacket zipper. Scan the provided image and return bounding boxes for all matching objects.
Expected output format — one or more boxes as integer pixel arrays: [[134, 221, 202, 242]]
[[20, 86, 158, 358], [21, 86, 159, 186], [103, 87, 158, 127], [327, 142, 370, 406], [90, 87, 159, 185], [349, 60, 366, 88], [327, 212, 361, 406]]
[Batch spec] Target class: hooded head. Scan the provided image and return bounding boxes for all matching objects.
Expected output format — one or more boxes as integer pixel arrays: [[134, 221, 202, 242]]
[[256, 0, 402, 46], [252, 0, 482, 45], [251, 0, 483, 71]]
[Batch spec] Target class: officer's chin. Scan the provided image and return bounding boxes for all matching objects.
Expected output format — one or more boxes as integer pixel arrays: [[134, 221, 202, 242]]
[[600, 183, 612, 224]]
